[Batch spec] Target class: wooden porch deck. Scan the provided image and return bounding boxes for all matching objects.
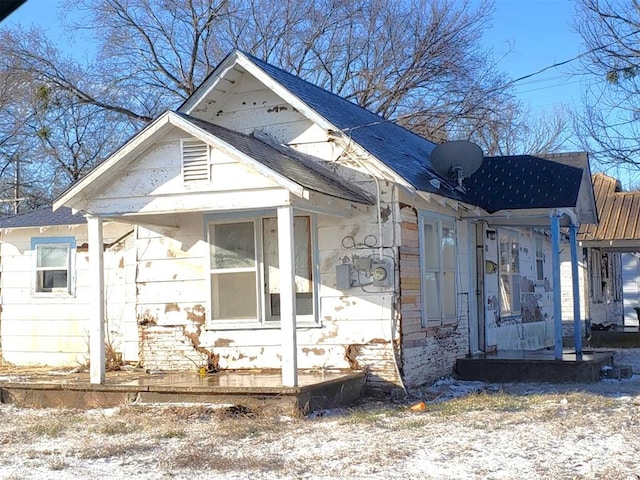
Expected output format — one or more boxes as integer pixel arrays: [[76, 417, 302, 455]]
[[456, 349, 614, 383], [0, 369, 365, 414]]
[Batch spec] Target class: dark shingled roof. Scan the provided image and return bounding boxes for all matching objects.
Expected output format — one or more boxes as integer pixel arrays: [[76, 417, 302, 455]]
[[0, 206, 85, 229], [177, 112, 374, 205], [464, 155, 583, 213], [243, 52, 464, 200]]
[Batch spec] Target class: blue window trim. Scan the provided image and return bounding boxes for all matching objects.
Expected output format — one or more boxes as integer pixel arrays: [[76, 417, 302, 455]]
[[31, 236, 76, 296], [31, 236, 76, 250]]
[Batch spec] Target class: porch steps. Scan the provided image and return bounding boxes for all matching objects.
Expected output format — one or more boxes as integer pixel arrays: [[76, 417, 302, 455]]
[[455, 350, 614, 383]]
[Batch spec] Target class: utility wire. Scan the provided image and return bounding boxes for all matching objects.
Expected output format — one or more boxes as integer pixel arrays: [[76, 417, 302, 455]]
[[342, 28, 640, 134]]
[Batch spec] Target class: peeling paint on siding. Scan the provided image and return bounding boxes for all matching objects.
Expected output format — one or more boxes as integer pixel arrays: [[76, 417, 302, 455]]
[[302, 347, 326, 356]]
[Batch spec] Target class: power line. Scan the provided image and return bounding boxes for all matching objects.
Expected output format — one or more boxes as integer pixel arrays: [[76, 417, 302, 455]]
[[344, 29, 640, 133], [504, 29, 640, 89]]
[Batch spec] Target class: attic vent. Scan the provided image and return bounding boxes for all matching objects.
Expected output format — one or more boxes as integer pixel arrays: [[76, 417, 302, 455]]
[[181, 139, 210, 183]]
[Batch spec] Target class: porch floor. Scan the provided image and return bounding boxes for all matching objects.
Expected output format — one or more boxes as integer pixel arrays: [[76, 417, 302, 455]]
[[0, 369, 365, 414], [456, 349, 614, 383], [587, 328, 640, 348]]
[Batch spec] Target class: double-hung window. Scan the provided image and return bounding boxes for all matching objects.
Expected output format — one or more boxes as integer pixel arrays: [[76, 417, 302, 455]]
[[207, 214, 315, 326], [498, 229, 520, 317], [420, 213, 456, 326], [31, 237, 75, 295]]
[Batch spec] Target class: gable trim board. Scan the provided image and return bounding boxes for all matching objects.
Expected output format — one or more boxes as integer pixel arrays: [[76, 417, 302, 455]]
[[54, 111, 373, 217]]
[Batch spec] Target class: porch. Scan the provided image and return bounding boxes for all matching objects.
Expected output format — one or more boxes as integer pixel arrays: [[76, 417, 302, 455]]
[[456, 349, 614, 383], [0, 369, 365, 414]]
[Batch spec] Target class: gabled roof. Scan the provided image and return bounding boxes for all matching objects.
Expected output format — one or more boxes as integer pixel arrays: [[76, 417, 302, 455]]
[[180, 50, 464, 201], [540, 152, 598, 225], [176, 113, 373, 205], [464, 155, 583, 213], [579, 173, 640, 242], [0, 206, 85, 229], [54, 111, 373, 212], [55, 50, 591, 220], [180, 51, 593, 214]]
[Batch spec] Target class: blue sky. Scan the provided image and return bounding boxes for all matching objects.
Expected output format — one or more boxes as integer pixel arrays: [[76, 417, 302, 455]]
[[482, 0, 583, 114], [6, 0, 583, 115], [8, 0, 636, 184]]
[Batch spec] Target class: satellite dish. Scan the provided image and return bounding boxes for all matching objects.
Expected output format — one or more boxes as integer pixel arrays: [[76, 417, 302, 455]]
[[430, 140, 483, 191]]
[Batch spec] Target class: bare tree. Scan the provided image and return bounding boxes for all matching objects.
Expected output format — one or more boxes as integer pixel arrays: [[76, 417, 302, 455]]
[[574, 0, 640, 168], [0, 0, 572, 207]]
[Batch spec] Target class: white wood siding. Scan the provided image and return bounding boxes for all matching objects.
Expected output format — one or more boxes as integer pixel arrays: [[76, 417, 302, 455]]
[[84, 129, 286, 216], [192, 72, 337, 161], [0, 222, 135, 366]]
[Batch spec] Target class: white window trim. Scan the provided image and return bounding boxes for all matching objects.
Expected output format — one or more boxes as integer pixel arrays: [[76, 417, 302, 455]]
[[31, 236, 76, 297], [204, 211, 320, 330], [418, 212, 457, 328]]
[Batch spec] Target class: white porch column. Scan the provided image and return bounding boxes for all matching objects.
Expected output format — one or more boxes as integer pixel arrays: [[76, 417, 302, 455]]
[[569, 223, 583, 359], [87, 215, 105, 384], [277, 205, 298, 387], [551, 212, 563, 360]]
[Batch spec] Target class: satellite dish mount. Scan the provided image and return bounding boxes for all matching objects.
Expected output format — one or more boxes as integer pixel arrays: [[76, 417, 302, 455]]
[[430, 141, 483, 192]]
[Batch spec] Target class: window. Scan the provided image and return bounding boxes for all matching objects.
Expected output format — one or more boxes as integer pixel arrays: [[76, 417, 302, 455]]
[[420, 214, 456, 326], [31, 237, 75, 295], [590, 249, 603, 303], [535, 236, 544, 282], [498, 230, 520, 317], [207, 215, 315, 325]]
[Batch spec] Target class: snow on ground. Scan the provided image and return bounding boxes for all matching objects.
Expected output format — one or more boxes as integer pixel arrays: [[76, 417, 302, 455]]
[[2, 350, 640, 479]]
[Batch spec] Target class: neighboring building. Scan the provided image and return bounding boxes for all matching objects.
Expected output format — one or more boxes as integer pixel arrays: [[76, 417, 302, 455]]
[[0, 207, 136, 366], [0, 51, 595, 391], [578, 173, 640, 328]]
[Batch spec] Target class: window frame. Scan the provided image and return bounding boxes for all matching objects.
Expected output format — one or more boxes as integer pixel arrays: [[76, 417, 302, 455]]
[[418, 212, 457, 327], [590, 249, 604, 303], [31, 236, 76, 296], [535, 236, 545, 282], [204, 211, 319, 329], [498, 229, 521, 318]]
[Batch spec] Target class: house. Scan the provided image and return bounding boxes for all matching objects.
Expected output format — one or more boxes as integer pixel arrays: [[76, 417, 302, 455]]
[[0, 207, 136, 366], [578, 173, 640, 327], [2, 51, 596, 391]]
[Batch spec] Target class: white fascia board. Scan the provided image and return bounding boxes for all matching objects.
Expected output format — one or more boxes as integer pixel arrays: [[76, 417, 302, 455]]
[[179, 53, 240, 115], [54, 112, 173, 211], [169, 113, 306, 198]]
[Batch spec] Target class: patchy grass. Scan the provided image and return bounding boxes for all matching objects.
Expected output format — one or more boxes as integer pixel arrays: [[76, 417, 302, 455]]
[[92, 419, 140, 436], [426, 390, 541, 416], [161, 450, 286, 474], [155, 428, 187, 439], [48, 458, 68, 471], [74, 442, 152, 460], [338, 405, 400, 425], [29, 414, 80, 437]]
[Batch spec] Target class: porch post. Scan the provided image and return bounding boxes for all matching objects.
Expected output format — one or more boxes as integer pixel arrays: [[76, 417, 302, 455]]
[[277, 205, 298, 387], [569, 223, 583, 359], [551, 212, 563, 360], [87, 215, 105, 384]]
